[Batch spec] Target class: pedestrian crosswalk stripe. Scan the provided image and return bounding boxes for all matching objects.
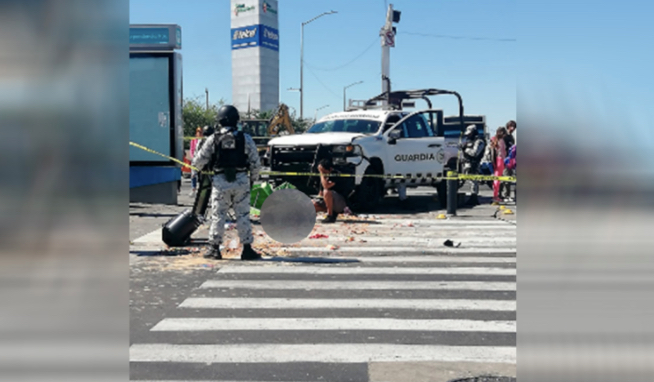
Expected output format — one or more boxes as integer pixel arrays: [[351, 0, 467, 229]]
[[293, 237, 515, 245], [286, 247, 516, 254], [178, 298, 516, 311], [353, 257, 514, 264], [304, 255, 515, 263], [129, 344, 516, 364], [363, 219, 512, 225], [217, 266, 516, 275], [150, 318, 516, 332], [199, 280, 516, 291], [355, 225, 515, 229]]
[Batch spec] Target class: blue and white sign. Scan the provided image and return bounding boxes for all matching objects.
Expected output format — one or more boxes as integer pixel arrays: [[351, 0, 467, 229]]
[[130, 25, 181, 50], [231, 25, 260, 49], [261, 25, 279, 51], [231, 24, 279, 51]]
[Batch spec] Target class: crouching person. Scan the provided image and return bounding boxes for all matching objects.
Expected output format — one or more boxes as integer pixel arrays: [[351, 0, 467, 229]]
[[312, 158, 348, 224]]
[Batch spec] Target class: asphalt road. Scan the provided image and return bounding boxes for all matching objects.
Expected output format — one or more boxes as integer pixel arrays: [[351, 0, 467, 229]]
[[129, 178, 516, 381]]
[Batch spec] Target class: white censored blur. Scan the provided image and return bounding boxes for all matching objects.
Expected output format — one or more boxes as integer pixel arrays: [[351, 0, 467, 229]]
[[518, 2, 654, 380], [0, 1, 128, 381]]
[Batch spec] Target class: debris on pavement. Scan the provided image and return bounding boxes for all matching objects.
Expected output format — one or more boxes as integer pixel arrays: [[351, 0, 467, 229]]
[[443, 239, 461, 248], [326, 244, 339, 250], [436, 214, 447, 219], [309, 233, 329, 239]]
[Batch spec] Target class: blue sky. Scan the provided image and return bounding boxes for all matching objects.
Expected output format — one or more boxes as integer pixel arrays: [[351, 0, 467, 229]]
[[130, 0, 516, 129]]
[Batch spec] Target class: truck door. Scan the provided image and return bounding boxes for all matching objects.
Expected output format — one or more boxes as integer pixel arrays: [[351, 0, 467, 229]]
[[384, 111, 445, 183]]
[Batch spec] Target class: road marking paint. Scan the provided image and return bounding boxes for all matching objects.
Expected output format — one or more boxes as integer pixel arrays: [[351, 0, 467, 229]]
[[285, 247, 516, 255], [200, 280, 515, 291], [150, 317, 516, 332], [179, 297, 515, 311], [298, 237, 516, 245], [129, 344, 516, 364], [132, 228, 162, 244], [218, 266, 516, 275]]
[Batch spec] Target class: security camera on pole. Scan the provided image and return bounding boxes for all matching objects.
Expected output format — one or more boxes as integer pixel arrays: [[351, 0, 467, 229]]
[[380, 4, 400, 108]]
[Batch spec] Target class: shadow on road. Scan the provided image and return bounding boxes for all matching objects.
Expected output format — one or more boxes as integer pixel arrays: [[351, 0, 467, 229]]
[[130, 249, 193, 257], [129, 212, 180, 218]]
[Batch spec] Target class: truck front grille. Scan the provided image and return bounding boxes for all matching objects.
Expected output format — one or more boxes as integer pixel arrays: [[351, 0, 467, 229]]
[[271, 145, 318, 167]]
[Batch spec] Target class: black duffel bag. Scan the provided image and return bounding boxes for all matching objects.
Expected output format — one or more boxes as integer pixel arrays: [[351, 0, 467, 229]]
[[162, 209, 203, 247]]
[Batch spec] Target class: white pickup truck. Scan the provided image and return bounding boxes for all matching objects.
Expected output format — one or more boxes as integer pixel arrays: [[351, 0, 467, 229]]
[[265, 90, 485, 211]]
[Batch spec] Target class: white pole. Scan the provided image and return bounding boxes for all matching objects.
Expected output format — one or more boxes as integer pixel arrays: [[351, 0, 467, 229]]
[[380, 4, 393, 107], [300, 23, 304, 120]]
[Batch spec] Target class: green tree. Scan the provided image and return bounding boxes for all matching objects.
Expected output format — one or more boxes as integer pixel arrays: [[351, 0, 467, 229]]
[[242, 108, 274, 121], [182, 96, 225, 149], [288, 107, 311, 133]]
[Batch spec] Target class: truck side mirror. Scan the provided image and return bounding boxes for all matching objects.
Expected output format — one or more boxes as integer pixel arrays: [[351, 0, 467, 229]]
[[388, 130, 400, 144]]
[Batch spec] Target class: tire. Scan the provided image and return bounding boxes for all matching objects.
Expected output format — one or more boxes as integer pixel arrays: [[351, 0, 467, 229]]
[[351, 167, 383, 212]]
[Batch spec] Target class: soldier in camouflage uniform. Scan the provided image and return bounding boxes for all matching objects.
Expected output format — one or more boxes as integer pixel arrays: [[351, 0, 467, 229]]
[[192, 105, 262, 260], [460, 124, 486, 206]]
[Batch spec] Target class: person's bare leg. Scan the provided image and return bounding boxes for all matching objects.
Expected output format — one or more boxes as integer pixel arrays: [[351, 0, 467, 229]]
[[313, 200, 326, 213], [324, 190, 334, 216]]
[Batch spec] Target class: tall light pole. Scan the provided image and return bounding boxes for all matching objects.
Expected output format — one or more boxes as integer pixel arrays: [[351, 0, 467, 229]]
[[380, 4, 400, 107], [343, 81, 363, 111], [314, 104, 329, 121], [300, 10, 337, 120], [287, 88, 300, 116], [205, 88, 209, 111]]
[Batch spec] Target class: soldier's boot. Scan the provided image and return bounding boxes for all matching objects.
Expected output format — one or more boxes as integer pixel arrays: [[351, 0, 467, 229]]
[[240, 244, 261, 261], [465, 194, 480, 206], [203, 244, 222, 260]]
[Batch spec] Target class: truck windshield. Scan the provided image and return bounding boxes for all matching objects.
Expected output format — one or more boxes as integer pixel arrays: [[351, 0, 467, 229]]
[[307, 119, 381, 134]]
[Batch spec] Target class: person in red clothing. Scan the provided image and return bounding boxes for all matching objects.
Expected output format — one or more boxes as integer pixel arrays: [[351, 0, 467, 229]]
[[189, 127, 203, 196], [504, 144, 516, 201], [490, 127, 508, 203], [501, 120, 517, 201]]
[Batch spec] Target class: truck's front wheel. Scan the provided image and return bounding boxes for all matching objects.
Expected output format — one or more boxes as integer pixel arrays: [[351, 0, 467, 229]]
[[350, 167, 383, 212]]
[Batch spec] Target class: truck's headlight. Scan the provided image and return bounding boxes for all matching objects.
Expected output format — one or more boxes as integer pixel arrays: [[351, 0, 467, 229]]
[[333, 145, 363, 166], [333, 145, 360, 156]]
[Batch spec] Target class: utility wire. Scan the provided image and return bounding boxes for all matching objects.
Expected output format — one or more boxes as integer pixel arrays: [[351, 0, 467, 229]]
[[304, 37, 378, 71], [304, 65, 342, 100], [399, 31, 516, 42]]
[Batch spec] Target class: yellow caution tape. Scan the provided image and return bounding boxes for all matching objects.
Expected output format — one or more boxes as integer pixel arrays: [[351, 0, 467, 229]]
[[263, 170, 406, 180], [130, 141, 516, 183], [129, 142, 202, 172], [184, 136, 272, 140]]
